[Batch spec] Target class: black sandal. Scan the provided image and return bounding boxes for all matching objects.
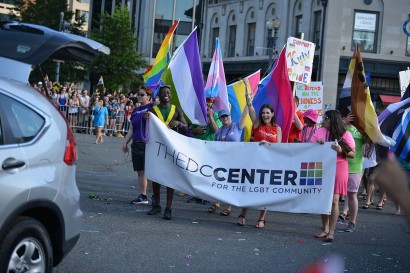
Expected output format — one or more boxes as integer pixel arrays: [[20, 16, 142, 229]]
[[207, 204, 220, 213], [325, 233, 334, 242], [362, 203, 370, 209], [256, 219, 265, 229], [237, 215, 245, 226], [220, 208, 231, 216]]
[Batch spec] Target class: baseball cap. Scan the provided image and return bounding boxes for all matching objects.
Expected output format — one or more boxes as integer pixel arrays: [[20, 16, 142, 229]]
[[218, 109, 231, 119]]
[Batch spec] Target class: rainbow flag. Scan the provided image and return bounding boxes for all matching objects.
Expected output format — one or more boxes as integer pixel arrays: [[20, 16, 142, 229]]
[[204, 37, 228, 112], [97, 75, 104, 86], [338, 44, 394, 147], [252, 47, 294, 142], [143, 20, 179, 94], [227, 70, 260, 141], [160, 28, 208, 125]]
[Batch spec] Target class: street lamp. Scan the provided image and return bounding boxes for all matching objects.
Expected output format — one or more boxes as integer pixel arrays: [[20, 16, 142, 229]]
[[317, 0, 328, 81], [266, 17, 281, 70], [55, 11, 64, 83]]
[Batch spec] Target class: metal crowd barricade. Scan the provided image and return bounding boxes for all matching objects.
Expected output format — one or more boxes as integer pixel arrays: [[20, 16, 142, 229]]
[[59, 105, 129, 136]]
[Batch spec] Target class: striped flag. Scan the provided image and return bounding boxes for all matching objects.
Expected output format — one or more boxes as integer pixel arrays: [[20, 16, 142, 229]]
[[378, 97, 410, 161], [390, 108, 410, 161], [143, 20, 179, 94], [401, 82, 410, 101], [97, 75, 104, 86], [160, 28, 208, 125], [338, 44, 394, 147], [204, 37, 228, 112], [227, 70, 261, 141], [252, 47, 294, 142]]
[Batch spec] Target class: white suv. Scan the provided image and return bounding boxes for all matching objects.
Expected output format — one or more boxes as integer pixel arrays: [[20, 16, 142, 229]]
[[0, 21, 109, 273]]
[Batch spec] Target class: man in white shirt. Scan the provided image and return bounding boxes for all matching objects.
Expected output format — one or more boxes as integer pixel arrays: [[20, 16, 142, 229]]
[[79, 89, 91, 133]]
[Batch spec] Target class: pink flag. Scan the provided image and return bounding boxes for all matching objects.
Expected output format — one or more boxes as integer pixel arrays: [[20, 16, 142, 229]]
[[204, 38, 228, 112]]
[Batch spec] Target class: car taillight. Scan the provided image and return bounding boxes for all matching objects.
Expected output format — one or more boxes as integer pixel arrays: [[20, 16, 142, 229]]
[[64, 124, 77, 165]]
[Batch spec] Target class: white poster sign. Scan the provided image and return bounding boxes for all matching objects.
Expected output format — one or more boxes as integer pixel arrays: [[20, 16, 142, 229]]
[[296, 81, 324, 111], [355, 12, 377, 31], [145, 114, 337, 214], [286, 37, 316, 85], [399, 69, 410, 97]]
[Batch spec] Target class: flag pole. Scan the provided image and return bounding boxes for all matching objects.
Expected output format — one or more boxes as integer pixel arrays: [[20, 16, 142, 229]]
[[292, 33, 304, 98]]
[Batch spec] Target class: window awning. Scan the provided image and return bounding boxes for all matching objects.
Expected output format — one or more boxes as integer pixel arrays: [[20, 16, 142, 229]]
[[379, 95, 401, 105]]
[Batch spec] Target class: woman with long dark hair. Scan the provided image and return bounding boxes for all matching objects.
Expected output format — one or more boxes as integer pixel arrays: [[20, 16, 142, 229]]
[[236, 101, 282, 228], [311, 110, 356, 242]]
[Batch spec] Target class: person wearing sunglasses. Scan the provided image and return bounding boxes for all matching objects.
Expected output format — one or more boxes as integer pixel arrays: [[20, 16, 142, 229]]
[[123, 86, 154, 205], [207, 86, 249, 218], [310, 110, 356, 242]]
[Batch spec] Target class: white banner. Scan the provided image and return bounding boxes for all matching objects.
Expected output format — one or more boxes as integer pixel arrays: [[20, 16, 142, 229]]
[[286, 37, 316, 85], [145, 114, 336, 214]]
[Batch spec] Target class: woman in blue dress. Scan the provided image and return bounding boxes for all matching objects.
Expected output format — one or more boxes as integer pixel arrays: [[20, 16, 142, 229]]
[[93, 99, 108, 144]]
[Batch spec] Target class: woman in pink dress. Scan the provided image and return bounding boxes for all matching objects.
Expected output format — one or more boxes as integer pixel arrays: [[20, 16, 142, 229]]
[[310, 110, 355, 242]]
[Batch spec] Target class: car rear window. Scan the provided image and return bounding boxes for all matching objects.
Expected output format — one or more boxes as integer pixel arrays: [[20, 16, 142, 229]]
[[0, 94, 45, 144]]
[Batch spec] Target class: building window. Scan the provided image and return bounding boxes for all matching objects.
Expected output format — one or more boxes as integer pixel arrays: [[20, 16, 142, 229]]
[[75, 10, 89, 24], [246, 23, 256, 56], [210, 27, 219, 55], [312, 10, 321, 47], [352, 11, 378, 53], [407, 35, 410, 56], [228, 25, 236, 57], [295, 15, 302, 37]]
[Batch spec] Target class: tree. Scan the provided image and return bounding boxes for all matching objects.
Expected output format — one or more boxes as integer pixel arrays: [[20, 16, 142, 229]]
[[13, 0, 88, 84], [89, 6, 146, 93]]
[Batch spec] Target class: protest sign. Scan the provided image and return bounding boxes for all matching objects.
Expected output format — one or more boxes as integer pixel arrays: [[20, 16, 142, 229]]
[[286, 37, 315, 85], [296, 81, 323, 111]]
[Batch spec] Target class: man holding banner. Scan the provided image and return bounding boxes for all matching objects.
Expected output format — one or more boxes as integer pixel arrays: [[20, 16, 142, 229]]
[[147, 85, 188, 220]]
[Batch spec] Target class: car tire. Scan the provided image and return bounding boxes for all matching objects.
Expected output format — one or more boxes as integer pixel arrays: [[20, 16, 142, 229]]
[[0, 216, 53, 273]]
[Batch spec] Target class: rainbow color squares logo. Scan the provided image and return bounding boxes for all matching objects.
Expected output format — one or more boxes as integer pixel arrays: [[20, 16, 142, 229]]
[[300, 162, 323, 186]]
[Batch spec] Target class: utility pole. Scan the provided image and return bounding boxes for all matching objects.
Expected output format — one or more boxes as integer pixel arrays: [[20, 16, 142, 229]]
[[55, 11, 64, 83]]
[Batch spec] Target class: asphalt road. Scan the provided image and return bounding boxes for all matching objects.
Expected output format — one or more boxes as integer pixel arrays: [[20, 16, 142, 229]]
[[55, 133, 410, 273]]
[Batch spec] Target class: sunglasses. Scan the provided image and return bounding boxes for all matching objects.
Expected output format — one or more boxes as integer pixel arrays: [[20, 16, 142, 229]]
[[138, 93, 146, 97], [323, 116, 330, 121]]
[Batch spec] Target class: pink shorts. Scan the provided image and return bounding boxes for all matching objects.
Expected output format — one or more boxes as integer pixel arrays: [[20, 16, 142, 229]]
[[347, 173, 363, 193]]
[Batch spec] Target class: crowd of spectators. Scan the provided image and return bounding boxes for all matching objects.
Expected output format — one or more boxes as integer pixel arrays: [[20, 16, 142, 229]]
[[33, 80, 141, 137]]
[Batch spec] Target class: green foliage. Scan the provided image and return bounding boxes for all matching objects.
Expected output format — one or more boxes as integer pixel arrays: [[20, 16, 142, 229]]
[[14, 0, 87, 84], [89, 6, 146, 94], [14, 0, 72, 30]]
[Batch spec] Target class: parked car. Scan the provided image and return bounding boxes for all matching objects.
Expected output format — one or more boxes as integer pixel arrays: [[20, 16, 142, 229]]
[[0, 21, 109, 273]]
